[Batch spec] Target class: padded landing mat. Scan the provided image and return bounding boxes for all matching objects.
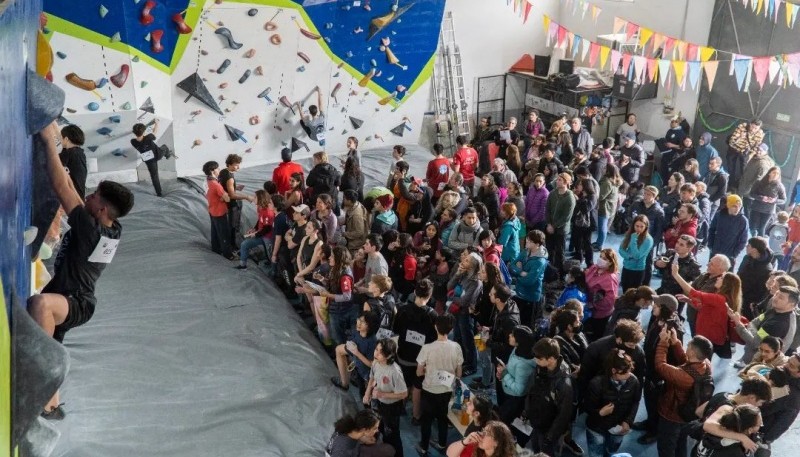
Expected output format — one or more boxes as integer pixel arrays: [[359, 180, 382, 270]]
[[49, 145, 431, 457]]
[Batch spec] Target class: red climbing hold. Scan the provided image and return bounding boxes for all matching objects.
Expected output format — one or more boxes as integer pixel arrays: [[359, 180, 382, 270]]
[[151, 29, 164, 53], [140, 0, 156, 26], [110, 64, 130, 88], [173, 12, 192, 34]]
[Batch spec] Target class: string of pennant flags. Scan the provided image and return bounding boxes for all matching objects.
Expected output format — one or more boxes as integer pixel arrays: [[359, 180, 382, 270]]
[[507, 0, 800, 29], [504, 0, 800, 92]]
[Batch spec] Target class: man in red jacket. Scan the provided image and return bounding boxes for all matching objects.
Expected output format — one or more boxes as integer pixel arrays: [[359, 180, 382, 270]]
[[272, 147, 304, 194]]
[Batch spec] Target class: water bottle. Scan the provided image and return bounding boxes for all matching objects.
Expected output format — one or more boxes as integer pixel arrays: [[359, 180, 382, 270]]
[[453, 380, 463, 411]]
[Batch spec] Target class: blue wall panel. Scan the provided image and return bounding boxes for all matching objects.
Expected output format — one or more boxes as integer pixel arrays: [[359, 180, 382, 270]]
[[0, 0, 38, 307]]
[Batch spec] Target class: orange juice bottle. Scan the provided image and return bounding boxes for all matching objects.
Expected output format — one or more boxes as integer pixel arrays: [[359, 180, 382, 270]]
[[460, 399, 470, 426]]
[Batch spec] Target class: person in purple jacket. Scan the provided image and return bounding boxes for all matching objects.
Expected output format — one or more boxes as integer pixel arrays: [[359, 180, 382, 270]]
[[525, 173, 549, 232]]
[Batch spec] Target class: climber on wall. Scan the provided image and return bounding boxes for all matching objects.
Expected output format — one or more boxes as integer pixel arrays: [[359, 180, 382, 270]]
[[297, 86, 326, 146], [28, 121, 134, 420], [130, 119, 165, 197]]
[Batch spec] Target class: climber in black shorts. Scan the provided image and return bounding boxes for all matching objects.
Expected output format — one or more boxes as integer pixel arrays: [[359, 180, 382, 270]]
[[27, 121, 134, 419]]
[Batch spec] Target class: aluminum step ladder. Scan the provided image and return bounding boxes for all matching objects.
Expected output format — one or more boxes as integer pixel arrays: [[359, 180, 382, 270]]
[[432, 11, 470, 155]]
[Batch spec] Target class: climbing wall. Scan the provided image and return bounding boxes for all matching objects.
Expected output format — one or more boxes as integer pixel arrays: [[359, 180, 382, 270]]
[[42, 0, 447, 177]]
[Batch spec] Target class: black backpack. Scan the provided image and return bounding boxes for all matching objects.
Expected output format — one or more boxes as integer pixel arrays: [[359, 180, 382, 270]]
[[678, 370, 715, 422]]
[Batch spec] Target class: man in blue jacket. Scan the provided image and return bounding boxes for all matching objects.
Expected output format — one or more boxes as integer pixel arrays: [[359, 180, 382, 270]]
[[708, 194, 750, 270]]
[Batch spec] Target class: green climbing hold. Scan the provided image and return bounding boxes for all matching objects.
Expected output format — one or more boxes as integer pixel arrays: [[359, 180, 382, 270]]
[[110, 32, 121, 43], [141, 81, 148, 88], [99, 5, 109, 18], [132, 55, 140, 62], [121, 102, 132, 110]]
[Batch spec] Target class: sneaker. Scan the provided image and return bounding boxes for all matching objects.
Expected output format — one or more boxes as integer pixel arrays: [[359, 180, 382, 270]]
[[414, 443, 428, 456], [330, 376, 349, 391], [733, 360, 746, 369], [430, 441, 446, 452], [637, 433, 658, 445], [562, 437, 584, 455], [235, 265, 247, 270], [631, 421, 648, 431], [41, 404, 66, 421]]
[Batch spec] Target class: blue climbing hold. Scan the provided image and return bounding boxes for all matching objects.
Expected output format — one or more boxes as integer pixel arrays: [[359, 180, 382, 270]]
[[88, 102, 100, 111], [96, 127, 113, 136]]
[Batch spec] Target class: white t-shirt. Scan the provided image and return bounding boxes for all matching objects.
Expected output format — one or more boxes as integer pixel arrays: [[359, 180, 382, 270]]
[[369, 362, 407, 404], [616, 122, 638, 137], [417, 340, 463, 394]]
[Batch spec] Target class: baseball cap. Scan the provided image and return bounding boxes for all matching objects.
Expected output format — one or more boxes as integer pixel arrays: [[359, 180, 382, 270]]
[[622, 131, 636, 141], [292, 204, 311, 216]]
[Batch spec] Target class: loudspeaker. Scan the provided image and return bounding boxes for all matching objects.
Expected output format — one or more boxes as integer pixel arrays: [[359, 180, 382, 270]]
[[534, 55, 551, 77], [559, 59, 575, 75]]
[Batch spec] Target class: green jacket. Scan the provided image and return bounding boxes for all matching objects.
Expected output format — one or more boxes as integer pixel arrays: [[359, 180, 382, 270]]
[[546, 189, 576, 229], [598, 177, 619, 217]]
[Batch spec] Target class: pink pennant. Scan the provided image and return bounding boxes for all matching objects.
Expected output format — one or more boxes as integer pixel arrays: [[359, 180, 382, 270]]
[[664, 37, 676, 56], [753, 57, 771, 88], [633, 56, 647, 83], [686, 44, 699, 62], [703, 61, 720, 92], [589, 42, 600, 67], [557, 25, 568, 48], [611, 49, 622, 73], [625, 22, 639, 41], [622, 53, 632, 77], [647, 58, 659, 82], [523, 1, 533, 23]]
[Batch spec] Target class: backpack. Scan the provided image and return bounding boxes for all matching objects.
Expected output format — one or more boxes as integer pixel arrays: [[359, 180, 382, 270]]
[[456, 224, 480, 244], [498, 260, 512, 285], [678, 370, 715, 422]]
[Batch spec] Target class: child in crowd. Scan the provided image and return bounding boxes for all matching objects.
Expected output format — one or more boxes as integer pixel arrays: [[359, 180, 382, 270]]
[[237, 189, 275, 270], [363, 275, 396, 331], [416, 313, 463, 455], [331, 310, 380, 395], [364, 338, 408, 457], [202, 161, 234, 260]]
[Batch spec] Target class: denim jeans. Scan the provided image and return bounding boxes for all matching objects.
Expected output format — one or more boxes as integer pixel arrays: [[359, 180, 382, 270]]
[[452, 311, 476, 371], [477, 345, 492, 386], [595, 215, 609, 247], [239, 237, 273, 264], [586, 428, 624, 457], [328, 304, 359, 346]]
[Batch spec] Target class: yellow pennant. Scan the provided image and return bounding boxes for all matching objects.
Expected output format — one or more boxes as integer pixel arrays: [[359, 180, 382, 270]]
[[543, 14, 551, 33], [639, 27, 654, 48], [600, 45, 611, 70], [699, 46, 716, 62], [672, 60, 687, 86]]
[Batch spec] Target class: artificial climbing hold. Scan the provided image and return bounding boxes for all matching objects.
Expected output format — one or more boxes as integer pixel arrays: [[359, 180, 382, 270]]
[[96, 77, 109, 88], [378, 91, 397, 105], [110, 148, 126, 157], [99, 4, 109, 18], [217, 59, 231, 74], [370, 59, 377, 67], [254, 66, 264, 75], [150, 29, 164, 53], [97, 127, 113, 136], [358, 68, 375, 87], [219, 82, 228, 89], [294, 19, 322, 40], [200, 50, 209, 56], [249, 115, 260, 125], [109, 115, 121, 123], [247, 8, 258, 16], [66, 73, 97, 91], [140, 81, 148, 88], [331, 82, 342, 104], [257, 87, 273, 104], [66, 108, 77, 113], [86, 145, 98, 152], [110, 32, 121, 43], [264, 21, 278, 31], [270, 34, 282, 45], [239, 69, 251, 83], [245, 48, 256, 58], [279, 95, 295, 114], [121, 102, 132, 110], [173, 11, 192, 34], [396, 84, 407, 92], [140, 1, 155, 25], [349, 117, 364, 130], [297, 52, 311, 63], [215, 27, 243, 49], [56, 51, 66, 59], [191, 139, 202, 148], [132, 55, 140, 62], [390, 123, 406, 136], [110, 64, 130, 88], [224, 124, 247, 142], [88, 102, 100, 111], [176, 72, 224, 115], [297, 66, 306, 72]]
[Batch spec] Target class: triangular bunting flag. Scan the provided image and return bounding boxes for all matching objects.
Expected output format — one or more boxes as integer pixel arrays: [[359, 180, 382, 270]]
[[753, 57, 771, 88], [768, 0, 774, 19], [757, 0, 764, 15], [581, 38, 591, 62], [675, 41, 688, 60], [664, 37, 676, 56], [638, 28, 654, 48], [703, 61, 720, 91], [791, 3, 799, 27], [613, 17, 626, 34], [686, 44, 699, 61], [600, 46, 611, 70], [589, 42, 600, 67], [633, 56, 647, 83], [591, 5, 601, 22], [652, 33, 666, 55], [787, 2, 794, 27], [557, 25, 568, 48], [672, 60, 687, 88], [625, 22, 639, 41], [700, 46, 716, 62], [647, 58, 659, 82], [523, 1, 533, 23], [658, 59, 672, 87], [768, 56, 781, 84], [687, 61, 702, 91], [743, 0, 750, 8], [543, 15, 551, 36], [775, 0, 783, 22], [571, 0, 579, 17], [567, 32, 575, 53], [622, 53, 632, 78], [733, 58, 751, 91], [572, 35, 583, 59], [611, 49, 622, 73]]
